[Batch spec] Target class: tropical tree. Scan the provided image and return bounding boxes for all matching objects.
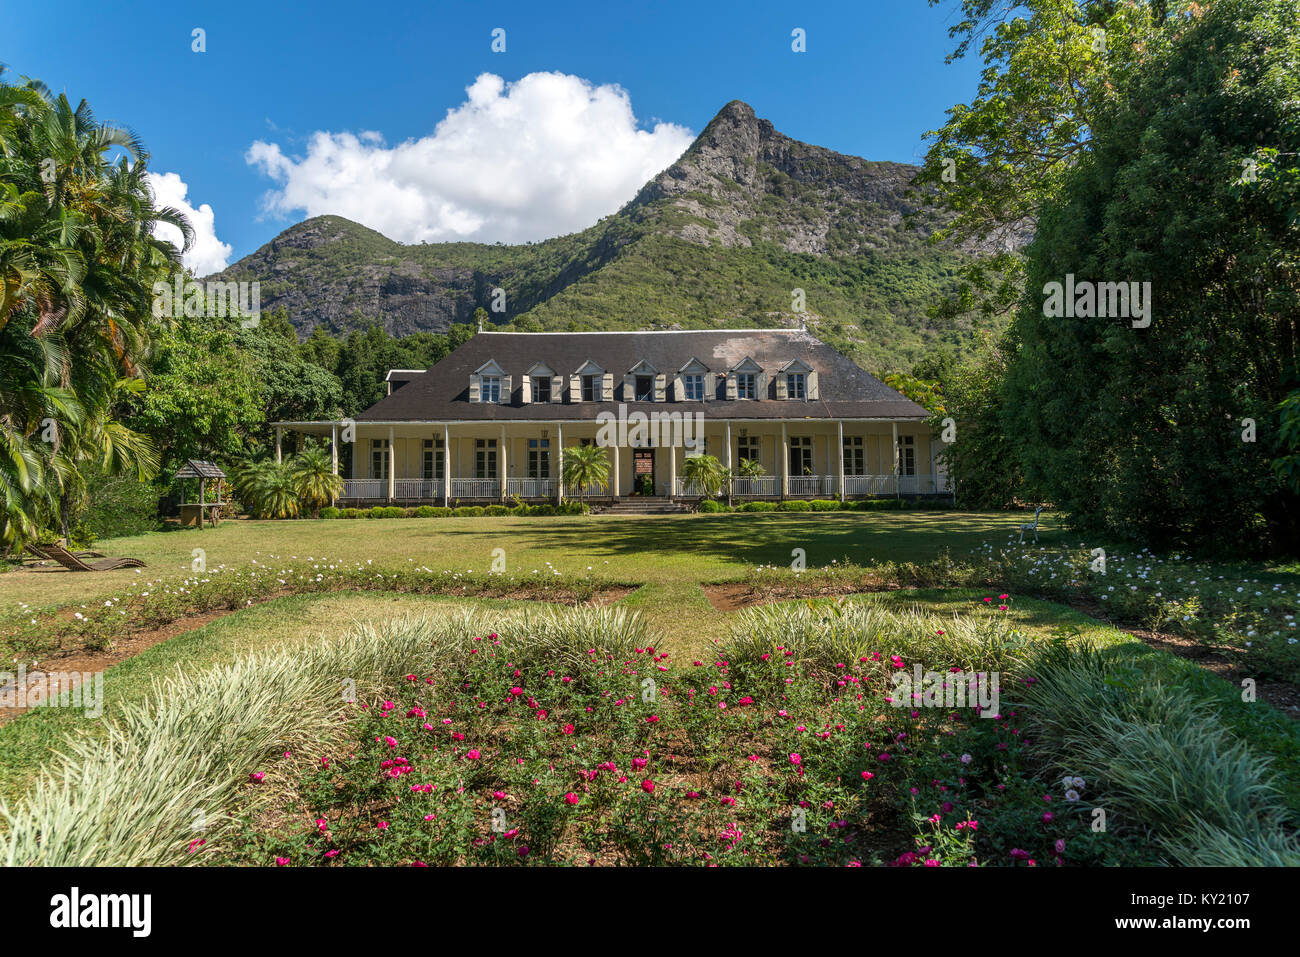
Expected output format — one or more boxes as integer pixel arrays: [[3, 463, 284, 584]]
[[0, 69, 190, 549], [290, 445, 343, 518], [729, 456, 765, 506], [680, 453, 728, 504], [561, 444, 610, 504], [230, 458, 299, 520]]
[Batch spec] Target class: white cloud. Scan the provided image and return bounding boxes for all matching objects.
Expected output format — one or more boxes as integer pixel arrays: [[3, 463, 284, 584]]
[[246, 72, 695, 245], [146, 171, 232, 277]]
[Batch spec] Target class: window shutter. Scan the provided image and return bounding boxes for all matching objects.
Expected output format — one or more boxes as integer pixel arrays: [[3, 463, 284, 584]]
[[725, 372, 738, 401], [500, 375, 512, 405], [756, 371, 768, 399], [673, 374, 684, 401], [521, 376, 532, 404], [807, 371, 819, 400], [469, 374, 481, 403], [775, 374, 788, 400], [601, 372, 614, 402], [622, 374, 635, 401], [552, 375, 565, 403], [654, 373, 666, 402], [568, 375, 580, 402]]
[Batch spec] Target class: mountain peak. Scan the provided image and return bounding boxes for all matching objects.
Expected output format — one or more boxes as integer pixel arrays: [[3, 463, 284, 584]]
[[629, 100, 932, 256]]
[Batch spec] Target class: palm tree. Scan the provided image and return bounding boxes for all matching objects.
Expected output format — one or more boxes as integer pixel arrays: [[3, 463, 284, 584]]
[[729, 456, 764, 507], [290, 445, 343, 518], [231, 458, 299, 519], [0, 70, 189, 550], [680, 453, 728, 505], [561, 444, 610, 505]]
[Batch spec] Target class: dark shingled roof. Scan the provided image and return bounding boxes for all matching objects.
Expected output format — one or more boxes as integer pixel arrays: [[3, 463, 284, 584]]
[[355, 330, 928, 422]]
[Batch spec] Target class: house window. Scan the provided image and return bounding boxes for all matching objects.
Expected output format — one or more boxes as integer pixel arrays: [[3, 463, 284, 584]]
[[532, 376, 551, 403], [787, 373, 806, 400], [737, 436, 761, 468], [581, 375, 600, 402], [897, 435, 916, 476], [422, 438, 444, 481], [683, 374, 704, 401], [475, 438, 498, 479], [480, 376, 501, 403], [527, 438, 550, 478], [842, 436, 865, 476], [736, 373, 757, 399], [635, 375, 654, 401], [370, 439, 389, 479], [788, 436, 813, 476]]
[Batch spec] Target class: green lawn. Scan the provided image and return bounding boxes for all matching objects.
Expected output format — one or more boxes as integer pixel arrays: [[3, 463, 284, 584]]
[[1, 510, 1053, 610]]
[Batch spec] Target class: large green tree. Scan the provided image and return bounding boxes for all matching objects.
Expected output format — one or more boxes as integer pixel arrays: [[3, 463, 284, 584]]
[[1000, 0, 1300, 549]]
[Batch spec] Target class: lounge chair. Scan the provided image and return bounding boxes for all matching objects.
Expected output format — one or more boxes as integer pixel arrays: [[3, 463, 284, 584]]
[[25, 543, 105, 562], [28, 542, 145, 571]]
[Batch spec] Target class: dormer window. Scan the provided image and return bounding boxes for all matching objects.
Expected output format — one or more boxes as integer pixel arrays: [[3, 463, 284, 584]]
[[736, 372, 757, 399], [776, 359, 816, 401], [635, 375, 654, 401], [471, 359, 509, 404], [581, 375, 600, 402], [682, 374, 705, 400], [532, 376, 551, 402]]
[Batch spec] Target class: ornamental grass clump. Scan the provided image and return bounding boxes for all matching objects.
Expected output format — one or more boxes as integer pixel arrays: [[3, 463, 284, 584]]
[[0, 613, 494, 866], [1014, 642, 1300, 867]]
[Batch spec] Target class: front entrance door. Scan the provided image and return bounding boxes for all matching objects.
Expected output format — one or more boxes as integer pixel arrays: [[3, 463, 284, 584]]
[[633, 449, 655, 495]]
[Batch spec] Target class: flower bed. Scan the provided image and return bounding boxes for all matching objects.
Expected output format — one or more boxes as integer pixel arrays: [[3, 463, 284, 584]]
[[223, 603, 1129, 867]]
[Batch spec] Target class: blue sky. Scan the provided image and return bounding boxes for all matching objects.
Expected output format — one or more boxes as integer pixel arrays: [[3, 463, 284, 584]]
[[7, 0, 984, 272]]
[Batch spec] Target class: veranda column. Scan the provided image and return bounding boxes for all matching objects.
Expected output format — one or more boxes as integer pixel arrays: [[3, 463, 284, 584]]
[[330, 423, 339, 506], [443, 423, 451, 505], [724, 420, 732, 500], [668, 442, 677, 500], [388, 426, 396, 502], [555, 423, 564, 503], [891, 421, 899, 499], [500, 424, 508, 502], [779, 422, 788, 499], [611, 443, 621, 499], [928, 433, 936, 495], [837, 420, 845, 502], [275, 427, 282, 465]]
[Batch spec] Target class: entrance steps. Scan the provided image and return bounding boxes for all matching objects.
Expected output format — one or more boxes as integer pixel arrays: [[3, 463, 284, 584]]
[[593, 498, 689, 516]]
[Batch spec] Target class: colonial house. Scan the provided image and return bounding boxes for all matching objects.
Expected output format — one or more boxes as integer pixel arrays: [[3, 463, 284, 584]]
[[271, 329, 949, 504]]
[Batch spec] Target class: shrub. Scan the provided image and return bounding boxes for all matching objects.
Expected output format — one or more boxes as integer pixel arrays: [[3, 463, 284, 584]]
[[413, 506, 437, 518], [427, 506, 452, 517], [484, 505, 511, 516], [341, 508, 361, 519], [319, 506, 341, 519], [739, 501, 777, 512], [810, 499, 840, 511], [454, 506, 485, 517], [777, 500, 812, 512], [698, 500, 730, 513]]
